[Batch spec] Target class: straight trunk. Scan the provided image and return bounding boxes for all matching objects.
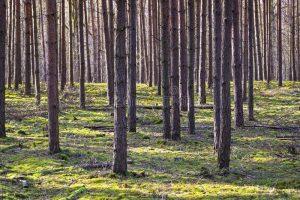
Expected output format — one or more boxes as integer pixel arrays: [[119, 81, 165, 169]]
[[218, 0, 232, 170], [188, 0, 195, 135], [14, 0, 21, 90], [60, 0, 67, 90], [200, 0, 207, 104], [207, 0, 213, 89], [243, 0, 248, 101], [0, 0, 6, 137], [179, 0, 188, 111], [24, 0, 32, 95], [254, 0, 263, 81], [113, 0, 128, 175], [69, 0, 74, 86], [161, 0, 171, 139], [84, 0, 92, 83], [79, 0, 86, 109], [46, 0, 60, 154], [277, 0, 283, 86]]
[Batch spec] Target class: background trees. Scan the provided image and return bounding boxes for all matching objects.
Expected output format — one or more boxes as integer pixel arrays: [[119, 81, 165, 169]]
[[0, 0, 6, 137]]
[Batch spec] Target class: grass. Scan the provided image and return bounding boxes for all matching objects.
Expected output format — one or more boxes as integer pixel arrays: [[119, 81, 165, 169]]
[[0, 81, 299, 199]]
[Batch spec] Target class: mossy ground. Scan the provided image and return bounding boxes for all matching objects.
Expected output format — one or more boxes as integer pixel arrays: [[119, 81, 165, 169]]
[[0, 82, 299, 199]]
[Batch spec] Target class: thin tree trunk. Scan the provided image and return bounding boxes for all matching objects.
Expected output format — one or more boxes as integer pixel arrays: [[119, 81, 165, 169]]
[[267, 0, 273, 83], [84, 0, 92, 83], [39, 0, 47, 82], [195, 0, 200, 94], [161, 0, 171, 139], [148, 0, 153, 87], [188, 0, 195, 135], [113, 0, 127, 175], [69, 0, 74, 86], [24, 0, 32, 95], [108, 0, 115, 105], [200, 0, 207, 104], [14, 0, 21, 90], [90, 0, 99, 82], [7, 0, 12, 89], [179, 0, 188, 111], [0, 0, 6, 137], [213, 0, 222, 150], [277, 0, 283, 86], [79, 0, 86, 109], [60, 0, 67, 90], [248, 0, 255, 120], [207, 0, 213, 89], [233, 0, 244, 128], [263, 0, 268, 80], [243, 0, 248, 101], [128, 0, 137, 132], [171, 0, 181, 140], [218, 0, 232, 170], [33, 0, 41, 105], [46, 0, 60, 154], [254, 0, 263, 81]]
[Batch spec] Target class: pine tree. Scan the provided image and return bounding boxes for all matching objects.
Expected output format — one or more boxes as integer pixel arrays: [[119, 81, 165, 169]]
[[0, 0, 6, 137]]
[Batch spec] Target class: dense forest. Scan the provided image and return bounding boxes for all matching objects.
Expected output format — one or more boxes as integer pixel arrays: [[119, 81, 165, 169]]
[[0, 0, 299, 199]]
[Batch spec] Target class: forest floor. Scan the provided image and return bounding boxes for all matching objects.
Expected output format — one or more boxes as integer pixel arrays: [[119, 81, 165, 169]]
[[0, 82, 299, 199]]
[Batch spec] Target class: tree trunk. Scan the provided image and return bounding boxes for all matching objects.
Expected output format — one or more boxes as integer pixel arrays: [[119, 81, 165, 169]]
[[84, 0, 92, 83], [218, 0, 232, 170], [148, 0, 153, 87], [0, 0, 6, 137], [60, 0, 67, 91], [128, 0, 137, 132], [263, 0, 267, 80], [33, 0, 41, 105], [113, 0, 127, 175], [46, 0, 60, 154], [200, 0, 207, 104], [277, 0, 283, 86], [69, 0, 74, 87], [233, 0, 244, 128], [267, 0, 273, 83], [213, 0, 222, 150], [207, 0, 213, 89], [14, 0, 21, 90], [108, 0, 115, 105], [179, 0, 188, 111], [171, 0, 181, 140], [248, 0, 255, 121], [243, 0, 248, 101], [7, 0, 12, 89], [254, 0, 263, 81], [79, 0, 86, 109], [24, 0, 32, 95], [90, 0, 99, 82], [161, 0, 171, 139], [188, 0, 195, 135], [195, 0, 200, 94]]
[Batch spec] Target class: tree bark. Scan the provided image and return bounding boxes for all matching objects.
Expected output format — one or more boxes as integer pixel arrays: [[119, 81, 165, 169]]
[[60, 0, 67, 91], [277, 0, 283, 86], [213, 0, 222, 150], [188, 0, 195, 135], [207, 0, 213, 89], [24, 0, 32, 95], [113, 0, 128, 175], [200, 0, 207, 104], [161, 0, 171, 139], [79, 0, 86, 109], [46, 0, 60, 154], [171, 0, 181, 140], [243, 0, 248, 101], [84, 0, 92, 83], [69, 0, 74, 87], [248, 0, 255, 121], [14, 0, 21, 90], [33, 0, 41, 105], [0, 0, 6, 137], [128, 0, 137, 132], [179, 0, 188, 111], [218, 0, 232, 170], [254, 0, 263, 81], [233, 0, 244, 128]]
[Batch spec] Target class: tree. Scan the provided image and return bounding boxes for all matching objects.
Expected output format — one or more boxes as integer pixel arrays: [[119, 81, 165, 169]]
[[179, 0, 188, 111], [218, 0, 232, 169], [108, 0, 115, 105], [14, 0, 21, 90], [200, 0, 207, 104], [267, 0, 273, 83], [254, 0, 263, 81], [248, 0, 255, 121], [233, 0, 244, 128], [128, 0, 137, 133], [79, 0, 86, 109], [32, 0, 41, 105], [171, 0, 181, 140], [243, 0, 248, 101], [0, 0, 6, 137], [207, 0, 213, 89], [69, 0, 74, 87], [24, 0, 32, 95], [113, 0, 127, 175], [84, 0, 92, 83], [213, 0, 222, 150], [188, 0, 195, 135], [46, 0, 60, 154], [161, 0, 171, 139], [277, 0, 283, 86], [60, 0, 67, 91]]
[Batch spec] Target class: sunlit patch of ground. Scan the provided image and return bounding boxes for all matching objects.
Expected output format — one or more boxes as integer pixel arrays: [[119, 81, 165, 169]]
[[0, 82, 299, 199]]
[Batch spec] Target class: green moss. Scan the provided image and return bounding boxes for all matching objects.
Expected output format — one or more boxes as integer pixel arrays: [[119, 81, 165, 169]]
[[0, 82, 299, 199]]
